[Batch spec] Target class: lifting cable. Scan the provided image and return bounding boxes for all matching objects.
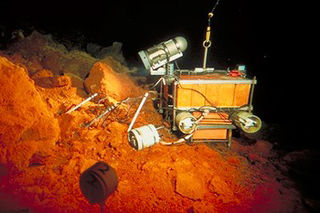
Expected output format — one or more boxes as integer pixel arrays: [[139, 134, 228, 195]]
[[203, 0, 221, 69]]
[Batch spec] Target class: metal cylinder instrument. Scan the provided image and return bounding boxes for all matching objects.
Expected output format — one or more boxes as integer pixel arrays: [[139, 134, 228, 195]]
[[175, 111, 197, 134], [230, 111, 262, 134], [128, 124, 160, 150], [138, 36, 187, 73], [79, 161, 118, 205]]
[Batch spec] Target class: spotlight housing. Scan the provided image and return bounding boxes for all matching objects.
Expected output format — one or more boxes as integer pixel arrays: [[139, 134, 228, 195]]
[[138, 36, 187, 75]]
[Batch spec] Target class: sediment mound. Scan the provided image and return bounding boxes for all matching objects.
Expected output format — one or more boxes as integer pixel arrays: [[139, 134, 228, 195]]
[[6, 31, 97, 78], [0, 56, 60, 170], [84, 62, 144, 102]]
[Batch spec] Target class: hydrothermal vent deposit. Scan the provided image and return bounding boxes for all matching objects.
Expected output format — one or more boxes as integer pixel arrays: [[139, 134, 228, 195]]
[[0, 31, 305, 212]]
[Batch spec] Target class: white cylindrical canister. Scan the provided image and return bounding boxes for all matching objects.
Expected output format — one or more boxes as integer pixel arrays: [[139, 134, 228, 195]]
[[128, 124, 160, 150], [175, 111, 197, 134], [231, 111, 262, 134]]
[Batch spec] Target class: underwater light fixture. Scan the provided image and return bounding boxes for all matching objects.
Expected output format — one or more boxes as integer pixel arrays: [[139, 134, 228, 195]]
[[138, 36, 187, 75]]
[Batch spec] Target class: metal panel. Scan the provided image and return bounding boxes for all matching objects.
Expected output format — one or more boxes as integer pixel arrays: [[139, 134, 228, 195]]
[[177, 79, 257, 85]]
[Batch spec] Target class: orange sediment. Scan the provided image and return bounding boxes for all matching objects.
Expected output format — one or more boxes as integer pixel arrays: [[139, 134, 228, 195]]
[[0, 32, 303, 212]]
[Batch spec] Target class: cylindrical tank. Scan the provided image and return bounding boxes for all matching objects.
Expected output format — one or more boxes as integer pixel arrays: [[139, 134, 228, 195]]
[[80, 162, 118, 204], [230, 111, 262, 134], [128, 124, 160, 150], [175, 111, 197, 134]]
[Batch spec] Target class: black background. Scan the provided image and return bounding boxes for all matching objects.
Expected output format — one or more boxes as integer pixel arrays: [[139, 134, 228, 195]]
[[0, 0, 313, 150]]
